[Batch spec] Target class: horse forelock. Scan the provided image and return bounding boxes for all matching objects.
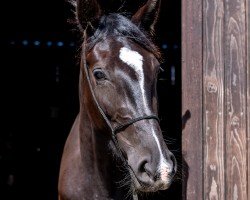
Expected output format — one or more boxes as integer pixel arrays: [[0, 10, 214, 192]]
[[85, 13, 162, 60]]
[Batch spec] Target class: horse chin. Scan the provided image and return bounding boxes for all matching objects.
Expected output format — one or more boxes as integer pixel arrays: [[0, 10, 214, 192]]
[[133, 180, 172, 193], [130, 172, 172, 193]]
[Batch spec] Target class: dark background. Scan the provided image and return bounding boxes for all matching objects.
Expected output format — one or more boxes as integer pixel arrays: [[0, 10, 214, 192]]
[[0, 0, 181, 199]]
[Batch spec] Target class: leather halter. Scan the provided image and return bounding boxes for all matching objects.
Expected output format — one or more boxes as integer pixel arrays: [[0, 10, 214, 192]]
[[81, 30, 160, 199]]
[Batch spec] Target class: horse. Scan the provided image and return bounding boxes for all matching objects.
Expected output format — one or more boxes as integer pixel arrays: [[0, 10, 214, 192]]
[[58, 0, 177, 199]]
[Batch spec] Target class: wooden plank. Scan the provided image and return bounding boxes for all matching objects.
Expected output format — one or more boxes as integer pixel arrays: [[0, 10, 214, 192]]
[[247, 0, 250, 198], [224, 0, 248, 199], [203, 0, 225, 199], [181, 0, 203, 199]]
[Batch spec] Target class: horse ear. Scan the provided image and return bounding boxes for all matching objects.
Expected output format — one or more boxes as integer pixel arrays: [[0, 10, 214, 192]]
[[131, 0, 161, 34], [76, 0, 102, 31]]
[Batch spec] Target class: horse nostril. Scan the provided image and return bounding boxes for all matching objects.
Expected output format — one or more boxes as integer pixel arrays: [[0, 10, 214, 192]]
[[139, 160, 153, 177], [139, 160, 147, 173], [170, 153, 177, 175]]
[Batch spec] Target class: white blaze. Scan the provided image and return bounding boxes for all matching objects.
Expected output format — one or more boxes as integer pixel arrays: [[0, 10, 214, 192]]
[[119, 47, 143, 70], [119, 47, 170, 181]]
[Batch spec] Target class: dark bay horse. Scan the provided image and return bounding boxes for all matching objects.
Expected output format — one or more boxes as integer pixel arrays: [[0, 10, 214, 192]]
[[58, 0, 177, 199]]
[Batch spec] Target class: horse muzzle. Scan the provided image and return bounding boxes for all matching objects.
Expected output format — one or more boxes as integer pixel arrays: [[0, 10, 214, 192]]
[[129, 154, 176, 192], [130, 170, 175, 192]]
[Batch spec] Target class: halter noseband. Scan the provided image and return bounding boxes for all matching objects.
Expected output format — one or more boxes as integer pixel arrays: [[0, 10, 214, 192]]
[[81, 31, 160, 198], [113, 115, 160, 134]]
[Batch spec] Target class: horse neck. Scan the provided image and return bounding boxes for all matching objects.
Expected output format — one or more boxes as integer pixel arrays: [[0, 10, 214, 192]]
[[78, 92, 115, 198], [77, 74, 131, 199]]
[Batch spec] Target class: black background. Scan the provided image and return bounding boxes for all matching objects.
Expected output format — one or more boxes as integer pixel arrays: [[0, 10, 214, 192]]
[[0, 0, 181, 199]]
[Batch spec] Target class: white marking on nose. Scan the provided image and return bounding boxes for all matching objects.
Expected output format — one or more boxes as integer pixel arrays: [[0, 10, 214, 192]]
[[151, 127, 172, 181], [119, 47, 149, 112]]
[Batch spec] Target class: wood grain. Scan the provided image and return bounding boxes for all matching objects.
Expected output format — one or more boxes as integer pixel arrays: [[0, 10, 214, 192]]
[[224, 0, 248, 199], [182, 0, 249, 199], [247, 0, 250, 199], [182, 0, 203, 199], [203, 0, 225, 199]]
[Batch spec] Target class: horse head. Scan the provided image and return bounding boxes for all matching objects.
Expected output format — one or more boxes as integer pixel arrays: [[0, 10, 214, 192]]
[[76, 0, 177, 193]]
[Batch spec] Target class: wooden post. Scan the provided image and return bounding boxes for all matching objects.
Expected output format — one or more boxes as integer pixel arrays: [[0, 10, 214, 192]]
[[182, 0, 249, 199]]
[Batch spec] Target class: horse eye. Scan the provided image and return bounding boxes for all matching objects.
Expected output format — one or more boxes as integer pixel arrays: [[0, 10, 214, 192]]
[[93, 69, 106, 80]]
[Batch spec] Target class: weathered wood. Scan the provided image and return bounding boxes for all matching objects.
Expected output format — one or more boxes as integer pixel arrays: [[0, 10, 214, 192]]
[[246, 0, 250, 199], [247, 0, 250, 199], [224, 0, 248, 199], [182, 0, 249, 199], [203, 0, 225, 199], [181, 0, 203, 199]]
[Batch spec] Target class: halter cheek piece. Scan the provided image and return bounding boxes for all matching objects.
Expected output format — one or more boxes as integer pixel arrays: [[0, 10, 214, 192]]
[[82, 32, 160, 197]]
